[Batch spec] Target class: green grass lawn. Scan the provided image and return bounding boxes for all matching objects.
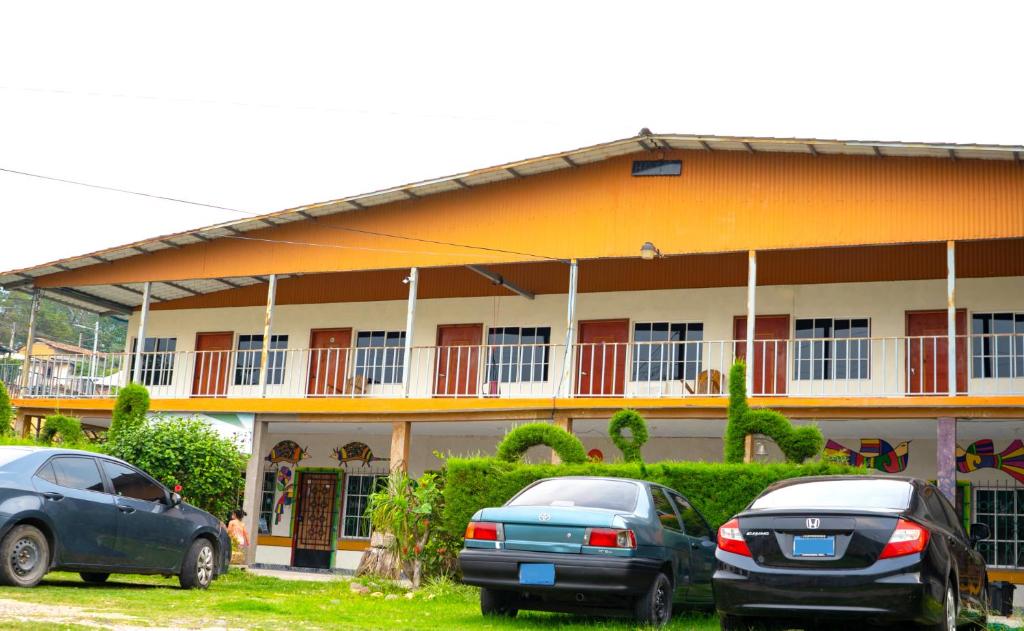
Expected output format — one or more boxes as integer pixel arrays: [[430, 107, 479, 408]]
[[0, 569, 722, 630]]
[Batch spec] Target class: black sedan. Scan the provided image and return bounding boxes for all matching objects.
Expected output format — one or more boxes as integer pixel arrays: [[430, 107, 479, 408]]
[[713, 476, 988, 631], [0, 446, 230, 589]]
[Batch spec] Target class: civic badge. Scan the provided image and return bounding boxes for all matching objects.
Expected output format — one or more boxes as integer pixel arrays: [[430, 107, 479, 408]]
[[806, 518, 821, 529], [538, 513, 551, 522]]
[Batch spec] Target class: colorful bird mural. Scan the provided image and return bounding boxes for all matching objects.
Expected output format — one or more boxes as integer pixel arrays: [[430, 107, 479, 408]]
[[824, 438, 910, 473], [331, 441, 389, 468], [265, 440, 310, 467], [273, 466, 294, 526], [956, 439, 1024, 484]]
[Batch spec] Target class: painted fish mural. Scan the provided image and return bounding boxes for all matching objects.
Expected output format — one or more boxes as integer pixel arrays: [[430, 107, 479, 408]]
[[265, 440, 310, 466], [956, 439, 1024, 484], [824, 438, 910, 473], [273, 466, 294, 526], [331, 441, 389, 468]]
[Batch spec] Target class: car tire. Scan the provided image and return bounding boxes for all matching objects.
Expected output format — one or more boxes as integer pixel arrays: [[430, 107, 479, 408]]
[[179, 538, 215, 590], [80, 572, 110, 584], [480, 587, 518, 617], [921, 584, 957, 631], [720, 614, 748, 630], [0, 524, 50, 588], [634, 572, 673, 627]]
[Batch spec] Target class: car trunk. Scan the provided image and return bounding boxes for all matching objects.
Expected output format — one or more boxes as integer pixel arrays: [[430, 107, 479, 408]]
[[739, 511, 901, 569], [479, 506, 621, 554]]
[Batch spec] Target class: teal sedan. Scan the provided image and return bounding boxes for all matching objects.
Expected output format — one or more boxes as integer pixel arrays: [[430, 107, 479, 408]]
[[459, 476, 717, 627]]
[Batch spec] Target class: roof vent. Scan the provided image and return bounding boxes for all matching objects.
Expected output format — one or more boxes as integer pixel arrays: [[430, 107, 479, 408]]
[[631, 160, 681, 177]]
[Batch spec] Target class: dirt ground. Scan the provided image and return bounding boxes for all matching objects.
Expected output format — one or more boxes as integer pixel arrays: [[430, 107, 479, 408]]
[[0, 597, 232, 630]]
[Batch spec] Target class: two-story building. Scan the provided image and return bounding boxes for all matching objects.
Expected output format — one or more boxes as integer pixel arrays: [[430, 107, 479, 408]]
[[2, 132, 1023, 577]]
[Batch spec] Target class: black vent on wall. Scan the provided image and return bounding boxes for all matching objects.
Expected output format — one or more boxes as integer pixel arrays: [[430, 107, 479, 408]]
[[631, 160, 682, 177]]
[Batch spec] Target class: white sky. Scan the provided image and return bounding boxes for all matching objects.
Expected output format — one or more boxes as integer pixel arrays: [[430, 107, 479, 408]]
[[1, 1, 1022, 273]]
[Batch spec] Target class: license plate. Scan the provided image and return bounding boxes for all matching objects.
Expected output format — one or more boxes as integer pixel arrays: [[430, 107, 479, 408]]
[[519, 563, 555, 585], [793, 535, 835, 557]]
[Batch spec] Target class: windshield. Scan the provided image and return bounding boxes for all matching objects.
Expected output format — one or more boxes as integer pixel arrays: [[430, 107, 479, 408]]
[[750, 479, 913, 511], [0, 448, 35, 469], [508, 479, 639, 512]]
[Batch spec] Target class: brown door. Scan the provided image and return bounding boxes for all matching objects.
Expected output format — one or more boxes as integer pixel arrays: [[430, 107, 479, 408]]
[[906, 310, 967, 395], [435, 324, 483, 396], [292, 471, 339, 569], [307, 329, 352, 396], [734, 316, 790, 395], [575, 319, 629, 396], [191, 332, 233, 397]]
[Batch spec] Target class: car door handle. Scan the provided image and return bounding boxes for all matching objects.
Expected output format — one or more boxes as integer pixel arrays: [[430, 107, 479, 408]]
[[117, 505, 136, 514], [42, 492, 64, 501]]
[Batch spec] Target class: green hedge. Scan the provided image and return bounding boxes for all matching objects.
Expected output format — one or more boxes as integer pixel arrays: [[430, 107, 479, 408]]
[[608, 409, 649, 462], [109, 383, 150, 441], [442, 457, 865, 536], [41, 414, 86, 445], [495, 423, 587, 464]]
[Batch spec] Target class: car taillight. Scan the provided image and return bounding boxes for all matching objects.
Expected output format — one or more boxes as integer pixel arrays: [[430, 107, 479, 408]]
[[464, 521, 503, 541], [717, 518, 752, 557], [585, 528, 637, 549], [879, 518, 930, 559]]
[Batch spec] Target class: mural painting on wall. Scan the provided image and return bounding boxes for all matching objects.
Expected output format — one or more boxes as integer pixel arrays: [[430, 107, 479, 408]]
[[956, 439, 1024, 483], [265, 440, 310, 468], [274, 466, 294, 525], [331, 441, 390, 469], [824, 439, 910, 473], [587, 449, 604, 462]]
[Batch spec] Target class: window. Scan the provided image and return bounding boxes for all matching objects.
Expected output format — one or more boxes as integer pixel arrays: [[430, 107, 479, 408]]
[[508, 479, 640, 512], [750, 480, 912, 511], [341, 475, 386, 539], [650, 487, 682, 532], [669, 492, 711, 539], [101, 460, 166, 502], [354, 331, 405, 385], [972, 313, 1024, 378], [35, 461, 58, 485], [129, 337, 177, 386], [259, 470, 276, 535], [974, 486, 1024, 567], [50, 457, 105, 493], [486, 327, 551, 383], [234, 335, 288, 386], [632, 322, 703, 382], [632, 160, 682, 177], [794, 318, 870, 380]]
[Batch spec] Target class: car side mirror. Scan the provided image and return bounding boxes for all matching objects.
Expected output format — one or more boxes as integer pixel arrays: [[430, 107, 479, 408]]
[[969, 522, 991, 545], [167, 492, 182, 507]]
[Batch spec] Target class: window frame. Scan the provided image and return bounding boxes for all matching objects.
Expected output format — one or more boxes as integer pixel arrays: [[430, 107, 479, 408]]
[[631, 322, 704, 383], [485, 325, 552, 384], [44, 455, 108, 495], [259, 470, 276, 535], [650, 486, 684, 533], [98, 457, 169, 504], [668, 490, 713, 539], [793, 316, 871, 381], [129, 337, 178, 387], [354, 331, 406, 385], [970, 312, 1024, 379], [973, 485, 1024, 568], [234, 334, 288, 386], [339, 474, 387, 540]]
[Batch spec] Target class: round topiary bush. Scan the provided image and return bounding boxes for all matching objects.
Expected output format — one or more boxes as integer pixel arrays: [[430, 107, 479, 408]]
[[109, 383, 150, 441], [40, 414, 85, 445], [495, 423, 587, 465], [608, 409, 649, 462]]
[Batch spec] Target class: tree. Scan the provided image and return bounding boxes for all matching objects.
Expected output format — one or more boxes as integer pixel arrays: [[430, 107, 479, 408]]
[[109, 383, 150, 441]]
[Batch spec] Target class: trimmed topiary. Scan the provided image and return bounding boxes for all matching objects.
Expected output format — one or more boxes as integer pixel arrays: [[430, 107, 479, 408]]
[[0, 381, 12, 436], [608, 409, 649, 462], [723, 361, 823, 464], [109, 383, 150, 441], [495, 423, 587, 465], [41, 414, 85, 445]]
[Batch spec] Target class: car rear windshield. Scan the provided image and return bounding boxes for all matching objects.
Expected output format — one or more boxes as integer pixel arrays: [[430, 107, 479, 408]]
[[750, 479, 913, 511], [507, 479, 639, 512]]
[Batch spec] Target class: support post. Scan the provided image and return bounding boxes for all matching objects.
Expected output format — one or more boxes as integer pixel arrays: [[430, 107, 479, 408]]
[[745, 250, 757, 396], [946, 241, 957, 396], [743, 434, 755, 464], [258, 274, 278, 397], [559, 260, 579, 397], [390, 421, 412, 473], [402, 268, 419, 397], [551, 415, 573, 464], [936, 417, 957, 502], [131, 281, 152, 384], [18, 289, 40, 394], [241, 418, 266, 566]]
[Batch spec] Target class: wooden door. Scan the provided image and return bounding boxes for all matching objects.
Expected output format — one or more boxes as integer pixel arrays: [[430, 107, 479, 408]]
[[307, 329, 352, 396], [291, 471, 340, 569], [906, 310, 967, 395], [434, 324, 483, 396], [733, 316, 790, 395], [575, 319, 629, 396], [191, 332, 233, 397]]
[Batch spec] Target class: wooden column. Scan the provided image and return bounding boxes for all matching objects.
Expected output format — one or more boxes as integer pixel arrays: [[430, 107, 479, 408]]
[[946, 241, 957, 396], [743, 434, 755, 464], [391, 421, 412, 473], [936, 417, 957, 502], [241, 418, 266, 566], [551, 415, 573, 464]]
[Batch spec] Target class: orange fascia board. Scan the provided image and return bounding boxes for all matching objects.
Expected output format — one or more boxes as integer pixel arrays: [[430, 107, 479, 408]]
[[36, 150, 1024, 287]]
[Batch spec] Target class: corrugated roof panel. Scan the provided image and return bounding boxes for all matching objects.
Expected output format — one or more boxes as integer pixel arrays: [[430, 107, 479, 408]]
[[813, 144, 876, 156]]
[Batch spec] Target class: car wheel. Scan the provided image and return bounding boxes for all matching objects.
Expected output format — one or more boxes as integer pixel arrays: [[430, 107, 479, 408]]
[[179, 538, 215, 590], [634, 572, 673, 627], [0, 524, 50, 588], [720, 614, 749, 630], [80, 572, 110, 584], [480, 587, 518, 617], [921, 584, 957, 631]]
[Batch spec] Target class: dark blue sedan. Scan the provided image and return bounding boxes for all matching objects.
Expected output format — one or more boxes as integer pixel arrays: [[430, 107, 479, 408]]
[[0, 446, 230, 589], [459, 476, 717, 626]]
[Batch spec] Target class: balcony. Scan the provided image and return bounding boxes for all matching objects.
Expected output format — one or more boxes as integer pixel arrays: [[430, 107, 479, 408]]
[[4, 334, 1023, 402]]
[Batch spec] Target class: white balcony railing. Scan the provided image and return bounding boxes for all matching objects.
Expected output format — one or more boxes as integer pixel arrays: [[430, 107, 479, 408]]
[[3, 334, 1022, 401]]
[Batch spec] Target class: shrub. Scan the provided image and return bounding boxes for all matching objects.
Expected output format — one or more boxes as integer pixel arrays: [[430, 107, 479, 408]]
[[495, 422, 587, 465], [109, 383, 150, 441], [442, 457, 865, 539], [40, 414, 86, 445], [608, 409, 649, 462], [103, 415, 246, 518], [724, 361, 823, 464], [0, 381, 12, 436]]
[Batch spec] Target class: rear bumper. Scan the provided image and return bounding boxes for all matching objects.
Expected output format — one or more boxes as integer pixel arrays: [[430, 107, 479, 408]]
[[713, 550, 943, 625], [459, 548, 663, 595]]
